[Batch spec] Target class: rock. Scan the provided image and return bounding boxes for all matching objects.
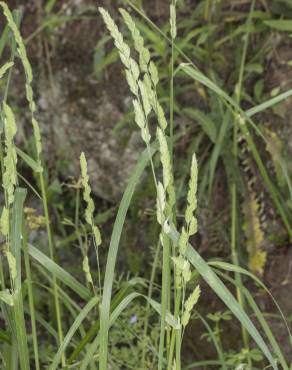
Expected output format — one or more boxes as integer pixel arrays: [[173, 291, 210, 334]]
[[38, 70, 142, 201]]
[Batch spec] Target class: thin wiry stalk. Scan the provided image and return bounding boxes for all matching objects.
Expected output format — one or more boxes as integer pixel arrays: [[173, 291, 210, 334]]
[[231, 0, 256, 366], [39, 174, 65, 365], [141, 239, 161, 367], [169, 0, 175, 159], [22, 225, 40, 370]]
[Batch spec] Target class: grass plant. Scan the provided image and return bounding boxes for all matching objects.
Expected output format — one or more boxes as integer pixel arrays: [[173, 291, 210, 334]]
[[0, 1, 291, 369]]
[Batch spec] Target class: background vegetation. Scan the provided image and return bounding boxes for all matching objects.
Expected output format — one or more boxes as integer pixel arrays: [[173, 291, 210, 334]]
[[0, 0, 292, 369]]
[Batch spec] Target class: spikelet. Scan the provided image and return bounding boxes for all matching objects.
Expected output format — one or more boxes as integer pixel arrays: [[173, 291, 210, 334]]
[[0, 3, 32, 84], [178, 153, 198, 255], [172, 255, 191, 285], [133, 99, 145, 129], [0, 62, 13, 79], [170, 4, 177, 40], [99, 8, 136, 75], [138, 80, 151, 117], [6, 250, 17, 284], [242, 192, 266, 275], [2, 103, 17, 205], [149, 61, 159, 87], [157, 102, 168, 131], [178, 227, 188, 255], [118, 8, 167, 132], [119, 9, 150, 73], [80, 152, 102, 247], [32, 118, 42, 157], [82, 255, 93, 285], [157, 128, 176, 210], [182, 285, 200, 327], [24, 207, 46, 230], [99, 7, 154, 146], [0, 206, 9, 236], [157, 181, 166, 225], [185, 154, 198, 224]]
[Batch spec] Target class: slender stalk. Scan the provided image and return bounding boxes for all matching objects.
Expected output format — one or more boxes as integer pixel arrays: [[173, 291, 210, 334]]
[[167, 280, 181, 370], [22, 225, 40, 370], [141, 239, 161, 367], [158, 233, 171, 370], [169, 0, 175, 159], [39, 174, 65, 366], [231, 0, 256, 366]]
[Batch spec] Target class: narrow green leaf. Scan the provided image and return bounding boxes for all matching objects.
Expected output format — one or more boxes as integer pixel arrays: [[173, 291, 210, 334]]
[[264, 20, 292, 32], [99, 144, 157, 370], [0, 328, 11, 344], [10, 188, 30, 370], [183, 108, 217, 143], [246, 89, 292, 117], [28, 244, 91, 301], [16, 147, 43, 172], [49, 296, 99, 370]]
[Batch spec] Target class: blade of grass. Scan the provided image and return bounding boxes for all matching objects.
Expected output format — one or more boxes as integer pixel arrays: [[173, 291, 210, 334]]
[[23, 226, 40, 370], [11, 188, 30, 370], [246, 89, 292, 117], [49, 296, 99, 370], [16, 147, 43, 173], [183, 360, 225, 369], [28, 244, 92, 301], [0, 328, 11, 344], [230, 2, 256, 364], [99, 143, 157, 370]]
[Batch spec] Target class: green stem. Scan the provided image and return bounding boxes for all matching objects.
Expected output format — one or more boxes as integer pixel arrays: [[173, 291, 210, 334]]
[[170, 24, 175, 159], [167, 280, 182, 370], [39, 173, 65, 366], [231, 184, 250, 355], [158, 233, 171, 370], [141, 239, 161, 367], [23, 225, 40, 370], [231, 0, 256, 366]]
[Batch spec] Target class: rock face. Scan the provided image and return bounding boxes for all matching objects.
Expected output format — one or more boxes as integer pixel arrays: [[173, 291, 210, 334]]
[[37, 70, 141, 201], [14, 0, 143, 202]]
